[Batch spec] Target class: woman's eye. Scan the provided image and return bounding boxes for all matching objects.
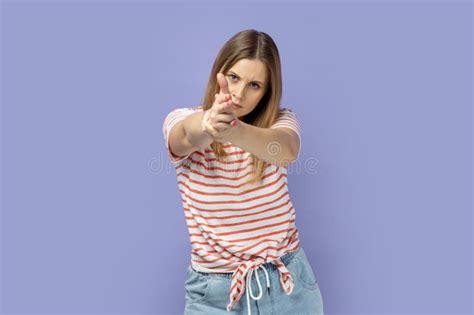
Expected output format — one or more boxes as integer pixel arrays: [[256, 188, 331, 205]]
[[228, 74, 259, 89]]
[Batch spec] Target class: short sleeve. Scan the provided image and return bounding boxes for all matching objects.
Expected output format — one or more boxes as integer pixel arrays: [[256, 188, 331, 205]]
[[270, 108, 301, 160], [162, 107, 200, 165]]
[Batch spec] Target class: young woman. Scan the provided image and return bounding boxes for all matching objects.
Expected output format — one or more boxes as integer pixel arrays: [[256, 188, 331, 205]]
[[163, 29, 324, 315]]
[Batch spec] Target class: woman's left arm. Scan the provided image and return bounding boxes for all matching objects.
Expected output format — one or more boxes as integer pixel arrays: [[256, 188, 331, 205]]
[[226, 121, 300, 167]]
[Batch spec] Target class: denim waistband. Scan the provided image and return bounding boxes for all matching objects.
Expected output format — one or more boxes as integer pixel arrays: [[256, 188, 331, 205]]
[[190, 246, 302, 279]]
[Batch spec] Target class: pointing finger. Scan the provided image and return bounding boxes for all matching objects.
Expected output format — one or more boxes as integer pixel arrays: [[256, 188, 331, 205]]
[[217, 72, 230, 96]]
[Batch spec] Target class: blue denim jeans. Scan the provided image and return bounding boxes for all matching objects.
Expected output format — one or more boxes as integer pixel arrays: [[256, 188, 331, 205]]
[[184, 246, 324, 314]]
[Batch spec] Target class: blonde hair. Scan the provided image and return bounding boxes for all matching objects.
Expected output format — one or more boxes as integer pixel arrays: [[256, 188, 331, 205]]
[[199, 29, 283, 186]]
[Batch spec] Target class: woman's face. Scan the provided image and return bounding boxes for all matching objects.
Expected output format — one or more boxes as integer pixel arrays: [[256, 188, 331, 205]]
[[224, 58, 268, 119]]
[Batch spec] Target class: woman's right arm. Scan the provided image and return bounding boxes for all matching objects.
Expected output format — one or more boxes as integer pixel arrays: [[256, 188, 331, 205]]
[[168, 84, 236, 159], [168, 111, 213, 158]]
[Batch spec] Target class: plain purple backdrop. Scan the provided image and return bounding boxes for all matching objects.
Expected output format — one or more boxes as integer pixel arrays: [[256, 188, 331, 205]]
[[1, 0, 472, 314]]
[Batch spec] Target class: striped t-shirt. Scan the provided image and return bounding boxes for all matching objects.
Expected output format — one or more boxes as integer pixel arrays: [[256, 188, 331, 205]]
[[163, 105, 302, 312]]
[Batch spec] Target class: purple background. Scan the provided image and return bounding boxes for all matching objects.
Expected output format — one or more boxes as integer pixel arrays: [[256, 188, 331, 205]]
[[1, 0, 472, 314]]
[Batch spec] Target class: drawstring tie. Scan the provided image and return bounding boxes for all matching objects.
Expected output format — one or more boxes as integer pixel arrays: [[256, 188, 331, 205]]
[[245, 265, 270, 315], [226, 257, 295, 314]]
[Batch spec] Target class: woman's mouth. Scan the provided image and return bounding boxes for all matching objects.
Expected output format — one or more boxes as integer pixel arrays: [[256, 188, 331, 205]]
[[232, 103, 242, 109]]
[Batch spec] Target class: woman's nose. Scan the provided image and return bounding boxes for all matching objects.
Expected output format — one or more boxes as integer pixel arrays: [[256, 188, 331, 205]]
[[232, 84, 245, 100]]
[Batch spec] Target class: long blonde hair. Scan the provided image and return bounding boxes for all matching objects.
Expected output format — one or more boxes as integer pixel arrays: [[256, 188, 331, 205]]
[[200, 29, 283, 186]]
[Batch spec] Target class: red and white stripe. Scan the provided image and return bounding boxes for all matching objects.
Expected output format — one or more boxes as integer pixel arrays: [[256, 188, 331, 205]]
[[163, 105, 302, 311]]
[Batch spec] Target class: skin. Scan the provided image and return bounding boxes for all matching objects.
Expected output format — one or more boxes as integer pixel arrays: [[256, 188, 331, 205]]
[[226, 58, 269, 119], [202, 59, 300, 166], [173, 58, 300, 166], [202, 58, 269, 141]]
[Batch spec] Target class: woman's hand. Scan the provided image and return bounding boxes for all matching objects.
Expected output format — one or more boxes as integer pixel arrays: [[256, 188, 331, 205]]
[[201, 73, 240, 142]]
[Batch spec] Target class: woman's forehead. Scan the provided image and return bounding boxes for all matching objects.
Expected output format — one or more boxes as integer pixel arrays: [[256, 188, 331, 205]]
[[229, 59, 267, 84]]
